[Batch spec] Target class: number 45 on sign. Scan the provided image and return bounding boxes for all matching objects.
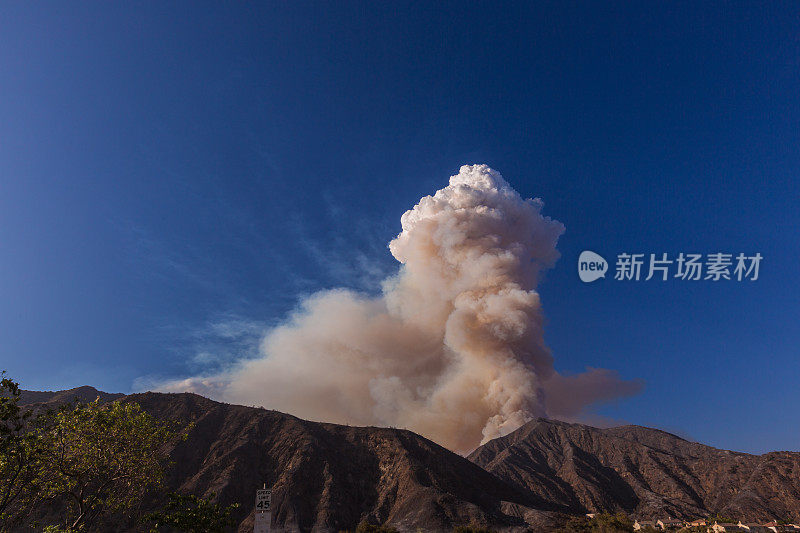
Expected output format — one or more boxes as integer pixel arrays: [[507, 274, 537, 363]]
[[256, 489, 271, 512]]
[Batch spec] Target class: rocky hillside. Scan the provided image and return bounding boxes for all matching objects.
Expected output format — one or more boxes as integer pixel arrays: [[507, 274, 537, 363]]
[[468, 418, 800, 523], [17, 390, 800, 530], [18, 390, 559, 532]]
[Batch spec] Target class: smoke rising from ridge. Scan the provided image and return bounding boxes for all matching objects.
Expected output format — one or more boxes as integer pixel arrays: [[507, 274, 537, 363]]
[[159, 165, 641, 453]]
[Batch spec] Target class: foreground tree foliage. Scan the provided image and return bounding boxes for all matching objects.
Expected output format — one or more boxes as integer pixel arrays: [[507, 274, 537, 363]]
[[1, 374, 203, 532], [0, 373, 45, 525], [146, 492, 240, 533], [35, 399, 179, 531]]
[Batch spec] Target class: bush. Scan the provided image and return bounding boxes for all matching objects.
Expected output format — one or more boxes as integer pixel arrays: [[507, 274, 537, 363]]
[[146, 492, 240, 532]]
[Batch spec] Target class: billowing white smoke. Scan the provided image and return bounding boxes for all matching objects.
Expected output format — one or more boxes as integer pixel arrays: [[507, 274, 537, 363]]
[[161, 165, 641, 453]]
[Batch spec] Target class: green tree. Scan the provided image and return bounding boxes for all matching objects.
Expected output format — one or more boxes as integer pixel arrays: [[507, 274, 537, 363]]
[[146, 492, 240, 532], [37, 399, 179, 531], [0, 372, 46, 526], [556, 512, 635, 533]]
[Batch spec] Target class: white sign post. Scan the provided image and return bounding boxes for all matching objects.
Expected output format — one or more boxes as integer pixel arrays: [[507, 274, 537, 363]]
[[254, 488, 271, 533]]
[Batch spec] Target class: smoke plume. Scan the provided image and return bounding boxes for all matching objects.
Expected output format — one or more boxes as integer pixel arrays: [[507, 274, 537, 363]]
[[160, 165, 641, 453]]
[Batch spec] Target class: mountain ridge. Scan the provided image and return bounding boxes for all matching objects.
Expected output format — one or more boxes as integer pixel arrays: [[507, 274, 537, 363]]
[[18, 385, 124, 406], [15, 388, 800, 530], [17, 389, 560, 532], [469, 418, 800, 522]]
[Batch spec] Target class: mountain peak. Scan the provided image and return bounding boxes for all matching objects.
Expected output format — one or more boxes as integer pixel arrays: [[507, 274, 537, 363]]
[[470, 417, 800, 522], [16, 389, 800, 528], [19, 386, 124, 406]]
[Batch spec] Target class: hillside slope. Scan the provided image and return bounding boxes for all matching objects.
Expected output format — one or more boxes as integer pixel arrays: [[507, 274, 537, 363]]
[[137, 392, 565, 532], [469, 418, 800, 522], [17, 390, 558, 532], [18, 389, 800, 529]]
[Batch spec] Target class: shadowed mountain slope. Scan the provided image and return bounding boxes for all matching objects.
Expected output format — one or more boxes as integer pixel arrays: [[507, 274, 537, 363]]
[[133, 392, 564, 532], [468, 418, 800, 522], [16, 390, 558, 532], [16, 389, 800, 530]]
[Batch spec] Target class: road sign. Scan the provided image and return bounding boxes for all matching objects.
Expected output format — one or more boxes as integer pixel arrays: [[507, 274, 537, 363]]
[[255, 488, 271, 533], [255, 489, 271, 512]]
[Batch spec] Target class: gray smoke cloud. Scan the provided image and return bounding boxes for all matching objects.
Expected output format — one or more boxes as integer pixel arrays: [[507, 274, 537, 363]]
[[158, 165, 641, 453]]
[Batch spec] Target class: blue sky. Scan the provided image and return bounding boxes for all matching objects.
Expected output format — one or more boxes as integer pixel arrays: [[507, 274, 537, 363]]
[[1, 2, 798, 453]]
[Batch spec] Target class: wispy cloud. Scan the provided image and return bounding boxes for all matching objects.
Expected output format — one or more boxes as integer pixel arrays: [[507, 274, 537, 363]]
[[287, 193, 398, 293], [134, 313, 270, 392]]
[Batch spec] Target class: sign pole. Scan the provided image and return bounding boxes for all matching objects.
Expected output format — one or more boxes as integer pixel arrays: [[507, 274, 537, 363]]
[[254, 484, 271, 533]]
